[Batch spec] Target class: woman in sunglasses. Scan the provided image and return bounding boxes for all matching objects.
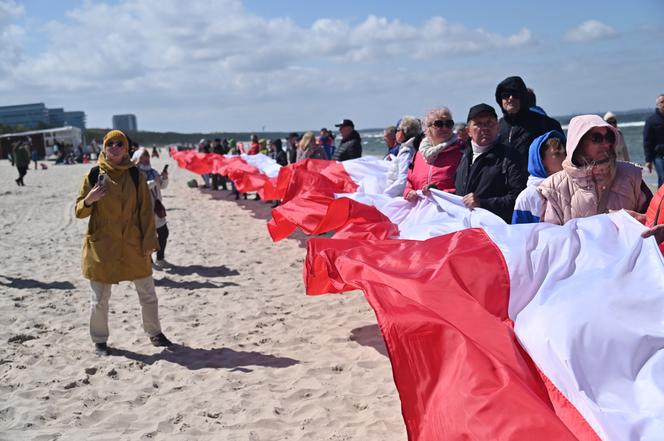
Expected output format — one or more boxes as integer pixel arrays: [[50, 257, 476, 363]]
[[539, 115, 650, 225], [403, 107, 464, 202], [75, 130, 173, 355]]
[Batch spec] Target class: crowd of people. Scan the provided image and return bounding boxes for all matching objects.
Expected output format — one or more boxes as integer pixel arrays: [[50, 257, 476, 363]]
[[70, 76, 664, 355]]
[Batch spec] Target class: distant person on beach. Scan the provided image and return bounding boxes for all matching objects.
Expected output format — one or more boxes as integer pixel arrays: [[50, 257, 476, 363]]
[[383, 126, 399, 159], [151, 145, 160, 158], [404, 108, 463, 201], [210, 138, 227, 191], [269, 138, 287, 166], [296, 131, 326, 162], [454, 123, 469, 144], [539, 115, 650, 225], [13, 140, 30, 186], [75, 129, 173, 356], [383, 116, 422, 197], [247, 134, 260, 155], [318, 128, 335, 159], [31, 147, 39, 170], [132, 147, 170, 268], [495, 76, 563, 167], [332, 119, 362, 161], [512, 131, 566, 224], [286, 132, 299, 164], [643, 94, 664, 187], [455, 104, 527, 223], [603, 112, 631, 162], [198, 138, 211, 188]]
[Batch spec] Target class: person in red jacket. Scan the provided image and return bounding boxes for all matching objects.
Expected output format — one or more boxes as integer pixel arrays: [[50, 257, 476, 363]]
[[642, 184, 664, 253], [404, 107, 464, 201]]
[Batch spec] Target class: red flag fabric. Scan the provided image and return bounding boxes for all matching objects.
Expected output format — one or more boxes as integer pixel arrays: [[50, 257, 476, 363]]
[[267, 160, 359, 241], [306, 231, 592, 440]]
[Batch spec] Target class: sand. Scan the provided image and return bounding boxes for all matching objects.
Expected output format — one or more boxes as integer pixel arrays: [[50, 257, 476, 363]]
[[0, 157, 405, 440]]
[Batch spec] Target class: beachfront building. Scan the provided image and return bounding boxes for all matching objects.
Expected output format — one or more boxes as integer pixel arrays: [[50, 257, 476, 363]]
[[0, 103, 86, 130], [112, 114, 137, 132]]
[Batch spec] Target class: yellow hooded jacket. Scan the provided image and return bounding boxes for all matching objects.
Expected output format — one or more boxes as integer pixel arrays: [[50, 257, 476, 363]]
[[75, 152, 159, 283]]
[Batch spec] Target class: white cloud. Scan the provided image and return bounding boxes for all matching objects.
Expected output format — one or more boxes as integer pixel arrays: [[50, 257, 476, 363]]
[[0, 0, 537, 130], [0, 0, 25, 73], [564, 20, 617, 43]]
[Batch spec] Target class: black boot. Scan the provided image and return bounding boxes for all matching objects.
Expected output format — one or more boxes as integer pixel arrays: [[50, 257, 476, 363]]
[[150, 333, 173, 347], [95, 342, 111, 356]]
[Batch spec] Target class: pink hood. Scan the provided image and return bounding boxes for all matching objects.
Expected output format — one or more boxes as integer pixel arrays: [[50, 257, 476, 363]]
[[565, 114, 619, 161]]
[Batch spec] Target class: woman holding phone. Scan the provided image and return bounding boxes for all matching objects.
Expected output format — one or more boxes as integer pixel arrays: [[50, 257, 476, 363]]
[[75, 130, 173, 356], [132, 147, 170, 268]]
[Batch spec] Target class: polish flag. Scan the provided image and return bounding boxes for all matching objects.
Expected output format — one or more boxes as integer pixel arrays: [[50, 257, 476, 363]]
[[305, 202, 664, 440], [171, 151, 281, 199], [267, 157, 390, 241]]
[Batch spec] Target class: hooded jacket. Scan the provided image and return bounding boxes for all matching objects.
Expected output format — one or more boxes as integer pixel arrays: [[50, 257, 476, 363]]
[[75, 151, 158, 283], [539, 115, 649, 225], [384, 136, 417, 197], [454, 139, 527, 223], [495, 76, 563, 166], [332, 130, 362, 161], [511, 131, 564, 224]]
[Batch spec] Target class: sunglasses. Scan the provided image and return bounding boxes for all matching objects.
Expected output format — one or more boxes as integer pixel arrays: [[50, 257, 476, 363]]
[[106, 141, 125, 149], [500, 91, 518, 100], [430, 119, 454, 129], [587, 131, 616, 145]]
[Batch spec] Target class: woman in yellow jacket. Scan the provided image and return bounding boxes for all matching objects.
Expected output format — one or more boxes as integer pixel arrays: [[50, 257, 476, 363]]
[[75, 130, 173, 355]]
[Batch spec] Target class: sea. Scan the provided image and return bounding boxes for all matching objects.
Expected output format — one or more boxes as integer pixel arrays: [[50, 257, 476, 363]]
[[354, 109, 657, 188]]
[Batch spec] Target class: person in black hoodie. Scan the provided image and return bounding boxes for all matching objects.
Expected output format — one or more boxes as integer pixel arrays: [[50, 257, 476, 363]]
[[644, 94, 664, 187], [332, 119, 362, 161], [495, 76, 563, 168], [454, 104, 527, 223]]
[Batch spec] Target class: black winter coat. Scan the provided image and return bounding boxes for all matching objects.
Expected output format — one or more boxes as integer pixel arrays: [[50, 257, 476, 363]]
[[644, 109, 664, 162], [332, 130, 362, 161], [454, 142, 527, 223], [497, 111, 562, 167]]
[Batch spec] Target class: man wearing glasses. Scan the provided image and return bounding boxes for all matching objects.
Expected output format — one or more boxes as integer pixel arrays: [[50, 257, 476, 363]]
[[495, 76, 563, 168], [454, 104, 527, 223]]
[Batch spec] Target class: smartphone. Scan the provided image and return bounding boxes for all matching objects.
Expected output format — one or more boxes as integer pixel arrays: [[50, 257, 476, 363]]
[[97, 173, 106, 187], [162, 164, 169, 173]]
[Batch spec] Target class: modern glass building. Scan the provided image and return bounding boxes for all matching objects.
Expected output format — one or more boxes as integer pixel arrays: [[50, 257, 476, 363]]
[[112, 114, 137, 131], [0, 103, 86, 129]]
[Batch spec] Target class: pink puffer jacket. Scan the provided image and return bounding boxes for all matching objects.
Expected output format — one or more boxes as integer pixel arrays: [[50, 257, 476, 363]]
[[539, 115, 648, 225]]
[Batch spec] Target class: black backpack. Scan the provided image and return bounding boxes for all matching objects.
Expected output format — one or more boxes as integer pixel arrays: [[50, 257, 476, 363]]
[[88, 165, 140, 191]]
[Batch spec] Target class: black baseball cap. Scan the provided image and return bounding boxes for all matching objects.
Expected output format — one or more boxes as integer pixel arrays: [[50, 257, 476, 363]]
[[467, 103, 498, 122], [334, 119, 354, 128]]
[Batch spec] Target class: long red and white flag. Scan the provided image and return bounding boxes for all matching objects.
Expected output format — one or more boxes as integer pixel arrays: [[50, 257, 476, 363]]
[[305, 203, 664, 440], [267, 157, 390, 240]]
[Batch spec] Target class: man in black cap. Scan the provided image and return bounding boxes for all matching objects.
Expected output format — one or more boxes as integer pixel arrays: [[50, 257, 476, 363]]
[[332, 119, 362, 161], [495, 76, 563, 167], [454, 103, 527, 223]]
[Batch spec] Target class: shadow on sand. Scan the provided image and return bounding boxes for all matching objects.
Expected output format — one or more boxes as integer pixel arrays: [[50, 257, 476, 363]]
[[164, 264, 240, 278], [154, 276, 239, 290], [350, 324, 388, 357], [0, 275, 76, 290], [112, 345, 299, 372]]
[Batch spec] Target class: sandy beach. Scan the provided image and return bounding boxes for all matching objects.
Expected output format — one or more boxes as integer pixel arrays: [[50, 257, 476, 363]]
[[0, 157, 405, 440]]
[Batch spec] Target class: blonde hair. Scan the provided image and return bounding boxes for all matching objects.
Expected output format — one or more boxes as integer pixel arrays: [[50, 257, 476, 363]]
[[424, 107, 452, 128], [299, 132, 316, 150]]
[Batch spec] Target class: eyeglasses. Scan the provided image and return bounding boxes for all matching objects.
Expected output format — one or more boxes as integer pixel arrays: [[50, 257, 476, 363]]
[[500, 91, 518, 100], [587, 131, 616, 145], [430, 119, 454, 129], [106, 141, 125, 149]]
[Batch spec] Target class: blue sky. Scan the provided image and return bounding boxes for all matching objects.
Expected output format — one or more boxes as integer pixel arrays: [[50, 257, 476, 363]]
[[1, 0, 663, 132]]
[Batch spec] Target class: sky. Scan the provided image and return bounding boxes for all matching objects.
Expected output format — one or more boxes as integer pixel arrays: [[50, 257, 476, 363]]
[[1, 0, 663, 132]]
